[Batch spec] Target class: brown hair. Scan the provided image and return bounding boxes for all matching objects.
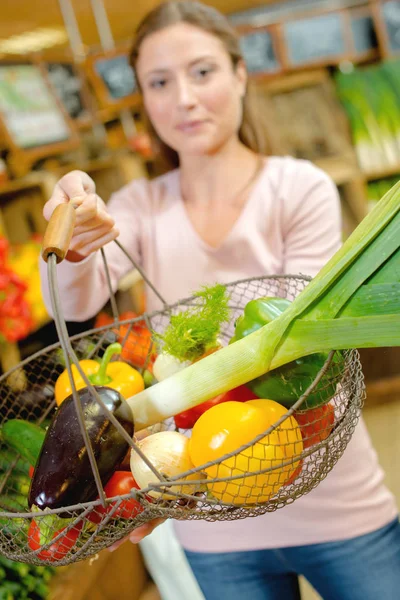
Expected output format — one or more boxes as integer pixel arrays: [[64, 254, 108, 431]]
[[130, 0, 269, 170]]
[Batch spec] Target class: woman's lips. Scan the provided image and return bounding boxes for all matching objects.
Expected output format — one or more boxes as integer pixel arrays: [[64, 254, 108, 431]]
[[176, 120, 207, 132]]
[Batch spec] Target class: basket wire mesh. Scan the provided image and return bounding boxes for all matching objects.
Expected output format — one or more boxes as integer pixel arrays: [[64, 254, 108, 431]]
[[0, 235, 365, 566]]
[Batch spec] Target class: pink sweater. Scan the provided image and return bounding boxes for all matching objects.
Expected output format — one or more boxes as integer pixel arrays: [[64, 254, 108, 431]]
[[40, 156, 397, 551]]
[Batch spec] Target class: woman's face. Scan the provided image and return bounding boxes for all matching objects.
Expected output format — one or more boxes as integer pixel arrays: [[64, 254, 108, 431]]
[[136, 23, 247, 158]]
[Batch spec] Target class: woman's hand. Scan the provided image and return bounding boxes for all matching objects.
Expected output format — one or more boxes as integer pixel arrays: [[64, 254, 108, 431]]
[[43, 170, 119, 260], [108, 518, 166, 552]]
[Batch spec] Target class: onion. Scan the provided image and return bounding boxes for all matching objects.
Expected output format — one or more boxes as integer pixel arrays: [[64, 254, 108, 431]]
[[130, 431, 203, 499], [152, 352, 191, 382]]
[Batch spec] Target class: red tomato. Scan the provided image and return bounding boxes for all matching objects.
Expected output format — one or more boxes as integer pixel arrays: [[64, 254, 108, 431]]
[[174, 385, 259, 429], [28, 520, 82, 562], [87, 472, 144, 524], [294, 404, 335, 449]]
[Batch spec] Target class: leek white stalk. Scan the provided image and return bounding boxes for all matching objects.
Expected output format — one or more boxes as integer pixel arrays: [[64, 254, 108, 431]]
[[126, 183, 400, 430], [153, 352, 191, 382]]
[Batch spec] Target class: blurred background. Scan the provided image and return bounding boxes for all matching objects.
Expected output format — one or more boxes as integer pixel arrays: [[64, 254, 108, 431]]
[[0, 1, 399, 599]]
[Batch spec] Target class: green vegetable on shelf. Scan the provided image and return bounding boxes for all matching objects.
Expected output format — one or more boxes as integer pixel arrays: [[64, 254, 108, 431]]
[[0, 555, 54, 600]]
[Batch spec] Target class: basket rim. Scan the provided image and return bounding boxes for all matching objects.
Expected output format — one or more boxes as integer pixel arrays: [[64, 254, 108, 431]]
[[0, 273, 312, 381]]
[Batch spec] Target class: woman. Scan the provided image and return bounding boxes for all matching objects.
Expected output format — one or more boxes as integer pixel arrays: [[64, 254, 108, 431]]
[[40, 2, 400, 599]]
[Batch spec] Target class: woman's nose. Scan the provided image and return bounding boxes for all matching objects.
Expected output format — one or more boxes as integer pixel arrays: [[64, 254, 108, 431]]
[[176, 78, 197, 109]]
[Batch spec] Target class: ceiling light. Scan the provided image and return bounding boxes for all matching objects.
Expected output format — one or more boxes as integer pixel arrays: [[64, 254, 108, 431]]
[[0, 27, 68, 55]]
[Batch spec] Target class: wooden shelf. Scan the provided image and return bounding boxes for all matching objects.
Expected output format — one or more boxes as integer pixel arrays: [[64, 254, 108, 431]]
[[364, 164, 400, 181], [365, 375, 400, 407], [256, 68, 329, 93], [314, 155, 361, 186], [0, 172, 56, 197]]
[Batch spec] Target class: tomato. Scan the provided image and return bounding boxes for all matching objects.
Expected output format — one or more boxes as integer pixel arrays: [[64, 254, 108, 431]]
[[28, 519, 82, 562], [294, 403, 335, 449], [174, 384, 259, 429], [87, 472, 144, 524]]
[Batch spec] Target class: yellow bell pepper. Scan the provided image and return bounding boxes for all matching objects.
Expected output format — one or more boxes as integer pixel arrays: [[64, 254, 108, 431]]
[[188, 401, 296, 505], [55, 343, 144, 406]]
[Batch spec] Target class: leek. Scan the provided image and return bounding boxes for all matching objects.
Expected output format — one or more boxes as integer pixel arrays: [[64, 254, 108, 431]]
[[127, 182, 400, 430]]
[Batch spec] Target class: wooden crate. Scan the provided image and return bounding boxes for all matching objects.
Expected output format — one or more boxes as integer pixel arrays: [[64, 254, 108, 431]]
[[254, 69, 368, 227], [49, 542, 153, 600]]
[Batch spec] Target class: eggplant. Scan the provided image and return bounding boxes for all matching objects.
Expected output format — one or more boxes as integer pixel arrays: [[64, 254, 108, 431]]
[[28, 386, 134, 511]]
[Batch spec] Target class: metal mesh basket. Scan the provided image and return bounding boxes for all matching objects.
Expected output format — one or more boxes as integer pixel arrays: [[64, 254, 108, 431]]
[[0, 208, 365, 566]]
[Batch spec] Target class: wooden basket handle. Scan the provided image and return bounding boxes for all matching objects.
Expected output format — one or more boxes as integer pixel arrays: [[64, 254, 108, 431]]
[[41, 203, 76, 263]]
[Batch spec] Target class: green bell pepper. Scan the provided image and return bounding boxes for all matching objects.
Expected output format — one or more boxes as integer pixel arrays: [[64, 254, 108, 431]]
[[230, 297, 341, 409]]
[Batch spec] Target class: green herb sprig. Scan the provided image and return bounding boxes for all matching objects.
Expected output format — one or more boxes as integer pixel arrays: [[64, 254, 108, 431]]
[[155, 284, 230, 362]]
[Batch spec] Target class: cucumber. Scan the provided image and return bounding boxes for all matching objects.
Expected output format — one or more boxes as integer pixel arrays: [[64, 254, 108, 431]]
[[0, 493, 27, 511], [0, 515, 29, 542], [0, 495, 30, 546], [0, 449, 30, 474], [5, 473, 31, 496], [2, 420, 46, 466]]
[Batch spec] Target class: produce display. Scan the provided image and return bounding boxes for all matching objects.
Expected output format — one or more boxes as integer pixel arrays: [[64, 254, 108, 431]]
[[335, 60, 400, 174], [0, 179, 398, 566], [367, 176, 400, 212], [0, 554, 54, 599], [0, 237, 33, 344], [8, 236, 49, 332]]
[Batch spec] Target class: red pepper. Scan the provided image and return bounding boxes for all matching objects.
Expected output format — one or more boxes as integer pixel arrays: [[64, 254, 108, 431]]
[[174, 385, 259, 429], [283, 460, 303, 486], [0, 238, 9, 265], [28, 519, 82, 562], [0, 258, 32, 342], [88, 471, 145, 524], [294, 404, 335, 448]]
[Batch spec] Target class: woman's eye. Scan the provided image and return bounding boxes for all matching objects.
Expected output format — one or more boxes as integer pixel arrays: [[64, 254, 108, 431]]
[[149, 78, 167, 89], [193, 66, 214, 80]]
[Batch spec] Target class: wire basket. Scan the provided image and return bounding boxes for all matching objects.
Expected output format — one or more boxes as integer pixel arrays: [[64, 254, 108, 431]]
[[0, 204, 365, 566]]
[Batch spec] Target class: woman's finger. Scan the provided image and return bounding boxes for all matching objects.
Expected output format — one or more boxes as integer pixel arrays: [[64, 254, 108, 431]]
[[43, 171, 96, 220], [74, 194, 114, 227], [73, 212, 115, 236], [70, 227, 119, 256], [128, 518, 166, 543], [107, 518, 167, 553]]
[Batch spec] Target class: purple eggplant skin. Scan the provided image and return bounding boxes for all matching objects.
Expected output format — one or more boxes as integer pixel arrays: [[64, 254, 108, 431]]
[[28, 386, 134, 512]]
